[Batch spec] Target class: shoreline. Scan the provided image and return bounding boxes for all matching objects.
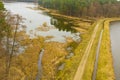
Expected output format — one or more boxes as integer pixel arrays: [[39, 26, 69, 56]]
[[38, 6, 96, 23], [96, 18, 120, 80], [37, 6, 95, 33], [37, 5, 118, 80]]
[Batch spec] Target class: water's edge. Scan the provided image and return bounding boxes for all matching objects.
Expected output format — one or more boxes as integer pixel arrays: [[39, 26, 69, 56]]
[[110, 21, 120, 80]]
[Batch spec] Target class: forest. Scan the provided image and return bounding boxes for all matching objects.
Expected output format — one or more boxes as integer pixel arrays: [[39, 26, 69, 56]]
[[38, 0, 120, 17]]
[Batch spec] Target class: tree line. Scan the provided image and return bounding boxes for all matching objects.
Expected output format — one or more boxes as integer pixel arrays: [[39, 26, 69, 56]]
[[0, 1, 24, 80], [38, 0, 120, 17]]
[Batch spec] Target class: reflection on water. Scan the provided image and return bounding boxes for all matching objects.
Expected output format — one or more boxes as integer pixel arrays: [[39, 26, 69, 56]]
[[110, 21, 120, 80], [50, 18, 76, 33], [4, 2, 80, 42]]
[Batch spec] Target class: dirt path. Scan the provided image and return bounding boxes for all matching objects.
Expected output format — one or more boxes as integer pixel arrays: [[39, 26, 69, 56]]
[[74, 22, 101, 80]]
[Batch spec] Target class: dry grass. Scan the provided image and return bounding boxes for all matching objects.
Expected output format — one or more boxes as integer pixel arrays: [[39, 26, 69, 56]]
[[0, 46, 6, 80], [82, 20, 103, 80], [56, 21, 98, 80], [42, 42, 68, 79], [96, 19, 120, 80], [3, 35, 69, 80], [38, 6, 94, 33]]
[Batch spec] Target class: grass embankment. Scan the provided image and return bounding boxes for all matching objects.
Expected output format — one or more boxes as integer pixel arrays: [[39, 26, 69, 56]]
[[82, 18, 120, 80], [96, 18, 120, 80], [82, 20, 104, 80], [56, 19, 99, 80]]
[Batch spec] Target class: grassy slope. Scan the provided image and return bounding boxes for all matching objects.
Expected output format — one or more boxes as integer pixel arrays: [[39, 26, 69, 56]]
[[82, 20, 103, 80], [56, 20, 98, 80], [96, 18, 120, 80], [57, 18, 119, 80]]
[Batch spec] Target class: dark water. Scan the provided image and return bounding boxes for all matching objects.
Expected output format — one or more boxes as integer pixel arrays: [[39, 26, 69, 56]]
[[36, 49, 44, 80], [110, 21, 120, 80], [4, 2, 80, 42]]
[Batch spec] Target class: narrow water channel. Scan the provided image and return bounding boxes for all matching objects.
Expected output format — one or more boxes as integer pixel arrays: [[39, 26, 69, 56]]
[[110, 21, 120, 80]]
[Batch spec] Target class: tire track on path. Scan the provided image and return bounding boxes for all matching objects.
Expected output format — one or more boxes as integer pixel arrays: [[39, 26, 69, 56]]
[[74, 21, 101, 80]]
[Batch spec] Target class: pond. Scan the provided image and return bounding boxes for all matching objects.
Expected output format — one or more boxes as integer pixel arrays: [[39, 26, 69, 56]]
[[110, 21, 120, 80], [4, 2, 80, 43]]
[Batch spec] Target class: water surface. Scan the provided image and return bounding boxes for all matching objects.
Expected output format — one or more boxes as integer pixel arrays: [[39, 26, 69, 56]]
[[4, 2, 80, 42], [110, 21, 120, 80]]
